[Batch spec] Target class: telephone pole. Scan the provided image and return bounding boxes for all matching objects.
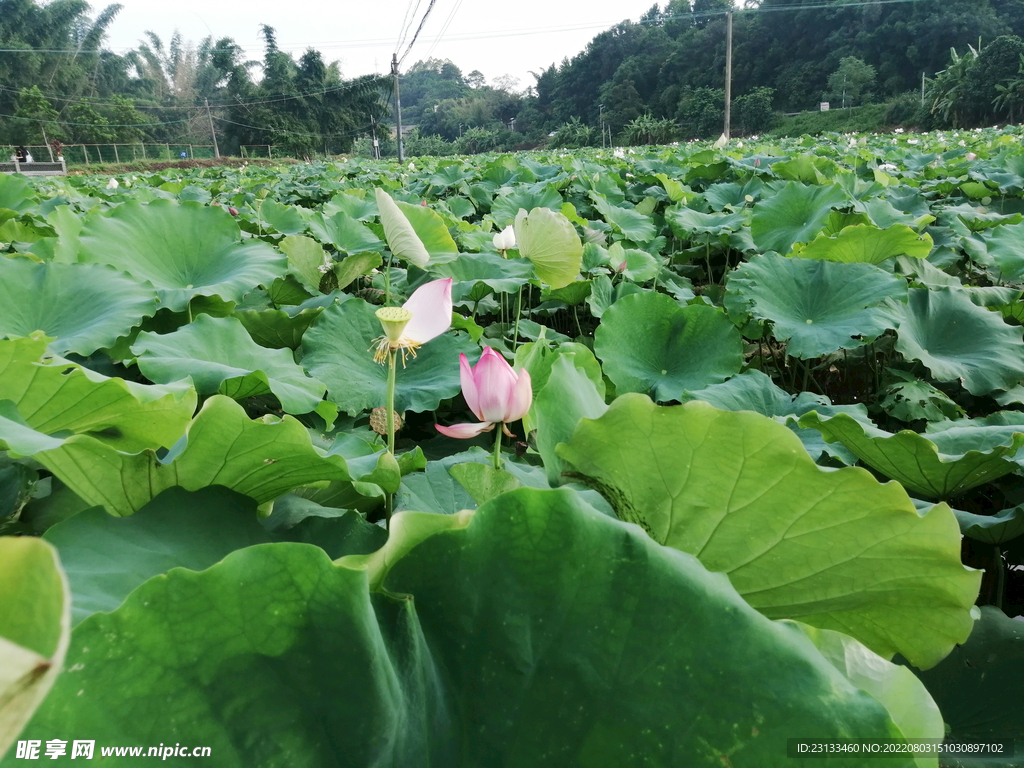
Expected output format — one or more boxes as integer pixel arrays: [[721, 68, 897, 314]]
[[723, 11, 733, 139], [392, 53, 405, 162], [205, 98, 220, 158]]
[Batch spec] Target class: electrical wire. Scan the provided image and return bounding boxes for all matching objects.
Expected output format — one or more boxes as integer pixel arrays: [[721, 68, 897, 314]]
[[213, 115, 374, 139], [423, 0, 466, 62], [398, 0, 439, 67], [0, 111, 193, 127]]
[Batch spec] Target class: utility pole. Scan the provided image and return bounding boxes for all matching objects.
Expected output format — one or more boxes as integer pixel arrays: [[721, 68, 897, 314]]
[[392, 53, 405, 162], [921, 71, 926, 107], [599, 104, 606, 148], [723, 11, 733, 140], [205, 98, 220, 158]]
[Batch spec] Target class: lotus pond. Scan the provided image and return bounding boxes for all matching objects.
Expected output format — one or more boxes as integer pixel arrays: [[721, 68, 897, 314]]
[[3, 127, 1024, 766]]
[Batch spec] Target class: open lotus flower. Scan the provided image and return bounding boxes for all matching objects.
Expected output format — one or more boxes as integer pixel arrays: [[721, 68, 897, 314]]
[[436, 347, 532, 439], [493, 225, 516, 252], [373, 277, 453, 364], [106, 177, 119, 190]]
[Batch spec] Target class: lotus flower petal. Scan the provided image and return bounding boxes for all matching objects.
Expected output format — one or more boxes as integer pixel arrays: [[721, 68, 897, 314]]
[[435, 421, 495, 439], [402, 278, 453, 344], [473, 347, 519, 423], [503, 367, 533, 423], [460, 353, 482, 421]]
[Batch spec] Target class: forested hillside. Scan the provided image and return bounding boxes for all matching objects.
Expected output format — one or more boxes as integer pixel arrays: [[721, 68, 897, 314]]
[[4, 0, 1024, 157]]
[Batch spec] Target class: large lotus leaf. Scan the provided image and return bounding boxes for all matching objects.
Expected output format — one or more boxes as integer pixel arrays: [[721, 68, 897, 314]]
[[793, 623, 943, 766], [0, 334, 195, 452], [798, 411, 1024, 499], [277, 235, 327, 294], [301, 298, 477, 416], [953, 505, 1024, 544], [428, 251, 534, 302], [589, 194, 657, 243], [557, 395, 980, 668], [489, 184, 563, 226], [982, 221, 1024, 281], [925, 411, 1024, 463], [0, 258, 157, 356], [794, 224, 933, 264], [131, 315, 326, 415], [374, 188, 430, 267], [308, 211, 384, 254], [44, 486, 386, 626], [16, 490, 934, 767], [233, 304, 326, 349], [595, 291, 744, 401], [893, 288, 1024, 395], [514, 207, 583, 289], [750, 181, 849, 254], [9, 396, 356, 517], [0, 173, 35, 214], [910, 607, 1024, 740], [0, 537, 69, 760], [258, 200, 307, 235], [727, 254, 907, 358], [665, 205, 746, 238], [533, 355, 608, 485], [77, 199, 286, 312]]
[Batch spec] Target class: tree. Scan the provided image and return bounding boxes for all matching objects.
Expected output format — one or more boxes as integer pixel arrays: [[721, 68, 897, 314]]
[[827, 56, 876, 107]]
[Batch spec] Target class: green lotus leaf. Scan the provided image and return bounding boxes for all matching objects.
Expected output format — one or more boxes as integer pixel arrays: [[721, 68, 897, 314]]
[[0, 334, 195, 452], [595, 291, 744, 401], [793, 223, 933, 264], [0, 537, 69, 760], [982, 221, 1024, 281], [750, 181, 849, 254], [953, 505, 1024, 544], [301, 298, 477, 416], [448, 463, 521, 506], [726, 253, 907, 358], [18, 490, 935, 766], [323, 191, 377, 221], [793, 622, 943, 767], [607, 242, 660, 282], [0, 172, 35, 214], [589, 194, 657, 243], [259, 200, 307, 235], [397, 200, 459, 263], [533, 354, 608, 485], [131, 315, 326, 415], [77, 199, 286, 312], [334, 252, 382, 290], [0, 258, 157, 356], [798, 411, 1024, 499], [12, 396, 356, 517], [910, 607, 1024, 740], [878, 370, 966, 423], [490, 184, 563, 226], [514, 207, 583, 289], [308, 211, 385, 254], [893, 288, 1024, 396], [557, 395, 980, 668], [428, 251, 534, 302], [232, 302, 328, 349], [44, 486, 386, 626], [666, 205, 746, 239], [278, 235, 328, 294], [374, 188, 430, 267]]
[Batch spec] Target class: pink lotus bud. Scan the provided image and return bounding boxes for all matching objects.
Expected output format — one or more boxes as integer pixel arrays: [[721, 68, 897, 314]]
[[966, 152, 977, 161], [420, 200, 428, 206], [228, 206, 239, 216], [617, 261, 628, 273], [436, 347, 532, 439]]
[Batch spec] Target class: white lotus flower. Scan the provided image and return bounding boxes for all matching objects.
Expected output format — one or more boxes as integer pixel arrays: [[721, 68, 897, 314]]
[[106, 178, 119, 190], [613, 148, 625, 159], [493, 226, 516, 251]]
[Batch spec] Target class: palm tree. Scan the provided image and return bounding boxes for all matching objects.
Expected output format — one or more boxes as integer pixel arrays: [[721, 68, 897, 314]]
[[927, 44, 980, 127]]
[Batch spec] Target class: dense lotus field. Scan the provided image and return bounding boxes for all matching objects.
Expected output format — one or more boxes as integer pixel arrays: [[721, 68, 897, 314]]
[[4, 127, 1024, 766]]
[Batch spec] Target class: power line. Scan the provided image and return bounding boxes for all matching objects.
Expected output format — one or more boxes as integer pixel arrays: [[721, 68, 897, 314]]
[[0, 111, 192, 127], [395, 0, 424, 56], [398, 0, 440, 67], [423, 0, 466, 61], [213, 115, 373, 139]]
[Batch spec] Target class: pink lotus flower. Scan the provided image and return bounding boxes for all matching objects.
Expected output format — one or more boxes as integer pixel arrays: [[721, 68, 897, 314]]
[[373, 277, 453, 363], [966, 152, 977, 161], [436, 347, 532, 439]]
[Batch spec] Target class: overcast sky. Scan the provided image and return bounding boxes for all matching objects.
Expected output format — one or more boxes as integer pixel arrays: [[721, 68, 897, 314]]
[[100, 0, 662, 90]]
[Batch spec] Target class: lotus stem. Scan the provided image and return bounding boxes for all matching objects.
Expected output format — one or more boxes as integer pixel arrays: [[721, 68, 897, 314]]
[[492, 426, 503, 471], [513, 286, 523, 349], [385, 348, 397, 524], [995, 545, 1006, 610]]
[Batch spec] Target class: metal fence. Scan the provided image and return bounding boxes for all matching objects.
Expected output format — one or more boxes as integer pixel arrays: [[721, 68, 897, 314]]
[[3, 143, 224, 165]]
